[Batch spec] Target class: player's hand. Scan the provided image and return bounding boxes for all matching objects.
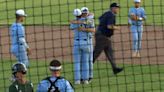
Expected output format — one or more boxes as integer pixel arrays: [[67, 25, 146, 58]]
[[78, 27, 86, 31], [114, 26, 121, 30], [111, 25, 120, 30], [27, 48, 32, 55], [131, 14, 138, 21]]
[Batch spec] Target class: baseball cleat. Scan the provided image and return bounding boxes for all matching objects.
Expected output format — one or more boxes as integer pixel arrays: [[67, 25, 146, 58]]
[[83, 80, 89, 84], [136, 52, 141, 58], [132, 52, 137, 58], [88, 78, 93, 83], [74, 80, 81, 84]]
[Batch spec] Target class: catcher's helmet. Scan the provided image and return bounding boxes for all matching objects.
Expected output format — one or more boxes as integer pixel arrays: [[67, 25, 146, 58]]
[[12, 63, 27, 74]]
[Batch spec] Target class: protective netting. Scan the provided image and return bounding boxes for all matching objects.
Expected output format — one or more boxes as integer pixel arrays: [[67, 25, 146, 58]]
[[0, 0, 164, 92]]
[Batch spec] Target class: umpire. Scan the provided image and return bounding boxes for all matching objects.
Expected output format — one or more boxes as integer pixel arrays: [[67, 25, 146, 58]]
[[93, 3, 123, 75]]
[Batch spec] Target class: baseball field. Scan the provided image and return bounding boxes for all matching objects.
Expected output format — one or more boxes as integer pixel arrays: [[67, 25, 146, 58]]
[[0, 0, 164, 92]]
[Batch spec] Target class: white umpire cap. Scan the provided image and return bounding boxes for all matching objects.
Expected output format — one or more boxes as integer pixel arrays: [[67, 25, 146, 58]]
[[81, 7, 89, 13], [73, 9, 82, 16], [134, 0, 141, 3], [16, 9, 27, 17]]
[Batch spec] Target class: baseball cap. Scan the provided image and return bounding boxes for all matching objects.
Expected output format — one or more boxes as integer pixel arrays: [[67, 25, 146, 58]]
[[134, 0, 141, 3], [73, 9, 82, 16], [49, 59, 62, 71], [110, 3, 120, 8], [81, 7, 89, 13], [16, 9, 27, 17]]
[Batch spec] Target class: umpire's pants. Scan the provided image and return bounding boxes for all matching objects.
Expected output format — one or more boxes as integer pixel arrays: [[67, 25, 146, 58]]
[[93, 33, 117, 69]]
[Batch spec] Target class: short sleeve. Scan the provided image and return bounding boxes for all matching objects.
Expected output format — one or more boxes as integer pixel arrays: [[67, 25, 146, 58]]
[[17, 25, 25, 38], [70, 23, 79, 30], [141, 7, 146, 19], [37, 81, 49, 92], [107, 14, 114, 26], [65, 81, 74, 92], [87, 19, 95, 28], [87, 14, 94, 19], [128, 8, 131, 17], [9, 85, 17, 92]]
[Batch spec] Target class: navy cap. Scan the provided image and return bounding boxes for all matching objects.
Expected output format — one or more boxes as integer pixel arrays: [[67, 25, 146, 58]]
[[110, 3, 120, 8]]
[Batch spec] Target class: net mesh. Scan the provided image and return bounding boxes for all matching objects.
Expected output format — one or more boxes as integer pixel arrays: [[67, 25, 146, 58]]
[[0, 0, 164, 92]]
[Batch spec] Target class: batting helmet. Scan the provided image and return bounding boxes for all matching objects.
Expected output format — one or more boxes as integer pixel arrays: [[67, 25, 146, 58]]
[[12, 63, 27, 74]]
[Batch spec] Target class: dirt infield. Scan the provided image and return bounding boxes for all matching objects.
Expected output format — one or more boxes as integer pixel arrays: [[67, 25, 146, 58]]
[[0, 25, 163, 64]]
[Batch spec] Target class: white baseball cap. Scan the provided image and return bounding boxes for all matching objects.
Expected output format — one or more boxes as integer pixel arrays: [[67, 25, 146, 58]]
[[16, 9, 27, 17], [73, 9, 82, 16], [81, 7, 89, 13], [134, 0, 141, 3]]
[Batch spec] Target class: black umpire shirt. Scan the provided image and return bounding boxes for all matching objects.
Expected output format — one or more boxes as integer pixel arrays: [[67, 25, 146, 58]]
[[97, 11, 116, 37]]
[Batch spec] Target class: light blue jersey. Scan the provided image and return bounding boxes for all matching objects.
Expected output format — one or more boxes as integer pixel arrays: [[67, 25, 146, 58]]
[[70, 16, 95, 82], [37, 76, 74, 92], [129, 7, 146, 25], [81, 17, 95, 79], [128, 7, 146, 52], [70, 17, 94, 40], [10, 22, 29, 67]]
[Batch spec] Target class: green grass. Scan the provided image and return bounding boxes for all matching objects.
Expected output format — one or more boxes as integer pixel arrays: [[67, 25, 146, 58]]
[[0, 59, 164, 92], [0, 0, 164, 25]]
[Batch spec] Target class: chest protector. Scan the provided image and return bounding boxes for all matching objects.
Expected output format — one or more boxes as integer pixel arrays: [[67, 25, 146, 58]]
[[45, 77, 63, 92]]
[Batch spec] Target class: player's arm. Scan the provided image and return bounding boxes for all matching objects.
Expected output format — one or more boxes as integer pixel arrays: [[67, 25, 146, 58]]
[[87, 13, 94, 19], [78, 27, 95, 32], [37, 81, 48, 92], [107, 15, 120, 30], [70, 23, 79, 30], [17, 26, 31, 55], [17, 26, 29, 48], [65, 80, 74, 92], [129, 8, 145, 21], [141, 8, 146, 21], [81, 19, 96, 32], [19, 38, 29, 48], [128, 8, 138, 21], [19, 38, 31, 55], [107, 25, 120, 30], [70, 20, 86, 24]]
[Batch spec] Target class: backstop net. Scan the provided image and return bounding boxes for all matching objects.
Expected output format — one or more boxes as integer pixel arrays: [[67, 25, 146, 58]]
[[0, 0, 164, 92]]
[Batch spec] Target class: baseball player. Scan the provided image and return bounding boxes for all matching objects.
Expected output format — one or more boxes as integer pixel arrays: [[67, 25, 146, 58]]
[[129, 0, 146, 57], [10, 9, 31, 67], [9, 63, 33, 92], [37, 59, 74, 92], [70, 9, 95, 84], [81, 7, 95, 82], [93, 3, 123, 75]]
